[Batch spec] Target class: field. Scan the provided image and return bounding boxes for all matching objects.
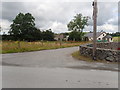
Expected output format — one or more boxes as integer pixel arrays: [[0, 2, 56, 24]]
[[113, 36, 120, 42], [0, 41, 89, 54]]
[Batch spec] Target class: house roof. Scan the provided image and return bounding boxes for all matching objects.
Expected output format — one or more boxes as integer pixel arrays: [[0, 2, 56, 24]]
[[103, 35, 112, 38], [84, 32, 106, 38], [54, 34, 64, 38]]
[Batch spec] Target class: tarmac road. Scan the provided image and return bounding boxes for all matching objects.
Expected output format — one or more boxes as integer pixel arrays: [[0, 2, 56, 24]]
[[1, 47, 119, 88]]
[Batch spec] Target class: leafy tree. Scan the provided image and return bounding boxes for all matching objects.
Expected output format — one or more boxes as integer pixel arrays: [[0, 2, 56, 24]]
[[9, 13, 24, 40], [109, 32, 120, 37], [9, 13, 39, 41], [0, 26, 1, 32], [68, 30, 85, 41], [0, 26, 1, 40], [67, 13, 90, 41], [32, 28, 42, 41], [67, 13, 90, 32], [42, 29, 54, 41]]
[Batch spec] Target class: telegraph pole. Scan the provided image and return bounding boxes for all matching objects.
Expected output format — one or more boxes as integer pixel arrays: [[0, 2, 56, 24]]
[[92, 0, 97, 60]]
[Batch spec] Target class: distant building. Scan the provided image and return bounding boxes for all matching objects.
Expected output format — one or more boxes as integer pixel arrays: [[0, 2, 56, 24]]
[[84, 32, 113, 42], [103, 35, 113, 42], [54, 34, 69, 41], [64, 35, 69, 41], [54, 34, 63, 41]]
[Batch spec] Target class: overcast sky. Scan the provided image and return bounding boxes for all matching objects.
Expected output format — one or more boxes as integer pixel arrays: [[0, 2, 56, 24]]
[[0, 1, 118, 34]]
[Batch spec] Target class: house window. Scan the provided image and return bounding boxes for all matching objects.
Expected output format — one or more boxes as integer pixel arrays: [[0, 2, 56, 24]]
[[103, 34, 105, 36], [98, 38, 101, 40], [111, 38, 112, 40]]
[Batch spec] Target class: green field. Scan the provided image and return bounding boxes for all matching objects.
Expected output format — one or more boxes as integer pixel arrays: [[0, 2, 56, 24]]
[[113, 36, 120, 42], [0, 41, 89, 54]]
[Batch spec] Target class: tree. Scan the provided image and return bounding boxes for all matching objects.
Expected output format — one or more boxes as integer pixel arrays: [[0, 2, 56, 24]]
[[9, 13, 39, 41], [68, 30, 85, 41], [0, 26, 1, 32], [67, 13, 90, 32], [67, 13, 90, 41], [42, 29, 54, 41], [110, 32, 120, 37], [0, 26, 1, 40]]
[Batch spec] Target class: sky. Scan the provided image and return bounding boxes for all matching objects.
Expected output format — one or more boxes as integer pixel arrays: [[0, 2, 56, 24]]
[[0, 0, 119, 34]]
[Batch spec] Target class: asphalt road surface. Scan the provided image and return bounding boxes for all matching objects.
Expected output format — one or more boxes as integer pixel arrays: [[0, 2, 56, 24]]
[[1, 47, 118, 88]]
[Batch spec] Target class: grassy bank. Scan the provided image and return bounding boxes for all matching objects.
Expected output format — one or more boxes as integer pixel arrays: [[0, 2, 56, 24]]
[[113, 36, 120, 42], [0, 41, 89, 54], [72, 51, 95, 62], [72, 51, 116, 63]]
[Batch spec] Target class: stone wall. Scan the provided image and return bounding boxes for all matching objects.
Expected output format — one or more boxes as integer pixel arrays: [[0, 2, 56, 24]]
[[96, 42, 120, 50], [79, 43, 120, 62]]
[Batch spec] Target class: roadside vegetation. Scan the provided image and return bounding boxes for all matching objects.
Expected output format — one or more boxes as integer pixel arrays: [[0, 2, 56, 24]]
[[1, 13, 89, 42], [72, 51, 103, 62], [113, 36, 120, 42], [1, 41, 89, 54], [72, 51, 118, 63], [0, 13, 91, 54]]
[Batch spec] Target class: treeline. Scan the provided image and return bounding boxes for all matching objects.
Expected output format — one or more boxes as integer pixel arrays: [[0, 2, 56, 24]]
[[109, 32, 120, 37], [2, 29, 54, 41], [68, 31, 85, 41], [1, 13, 90, 41], [2, 13, 54, 41]]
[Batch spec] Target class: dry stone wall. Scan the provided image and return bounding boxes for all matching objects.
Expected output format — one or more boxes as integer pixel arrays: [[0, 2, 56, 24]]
[[96, 42, 120, 50], [79, 43, 120, 62]]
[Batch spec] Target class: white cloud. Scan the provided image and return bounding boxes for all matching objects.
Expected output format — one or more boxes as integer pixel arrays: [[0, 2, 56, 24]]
[[1, 1, 118, 33], [84, 26, 93, 32], [107, 17, 118, 25], [98, 24, 118, 33], [48, 21, 68, 33], [0, 19, 11, 34]]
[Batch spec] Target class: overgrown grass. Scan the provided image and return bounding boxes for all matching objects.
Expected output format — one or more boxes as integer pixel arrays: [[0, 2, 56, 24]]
[[72, 51, 96, 62], [113, 36, 120, 42], [0, 41, 89, 54], [72, 51, 117, 63]]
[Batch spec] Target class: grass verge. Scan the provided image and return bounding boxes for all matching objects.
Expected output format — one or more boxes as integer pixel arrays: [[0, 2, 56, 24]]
[[113, 36, 120, 42], [72, 51, 118, 63], [1, 41, 90, 54]]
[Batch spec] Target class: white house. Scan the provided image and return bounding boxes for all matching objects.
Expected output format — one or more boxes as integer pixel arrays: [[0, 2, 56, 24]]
[[84, 32, 113, 42], [103, 35, 113, 42]]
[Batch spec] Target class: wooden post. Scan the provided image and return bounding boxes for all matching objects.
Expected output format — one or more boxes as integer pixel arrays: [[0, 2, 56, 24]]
[[92, 0, 97, 60], [18, 41, 21, 48], [41, 39, 43, 46], [60, 38, 62, 46], [59, 34, 63, 46]]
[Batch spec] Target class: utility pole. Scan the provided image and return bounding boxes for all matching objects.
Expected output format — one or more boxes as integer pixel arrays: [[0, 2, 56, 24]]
[[59, 34, 63, 46], [92, 0, 97, 60]]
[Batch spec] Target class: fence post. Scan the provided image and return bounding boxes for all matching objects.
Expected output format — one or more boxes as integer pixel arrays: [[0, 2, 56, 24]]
[[18, 41, 21, 48]]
